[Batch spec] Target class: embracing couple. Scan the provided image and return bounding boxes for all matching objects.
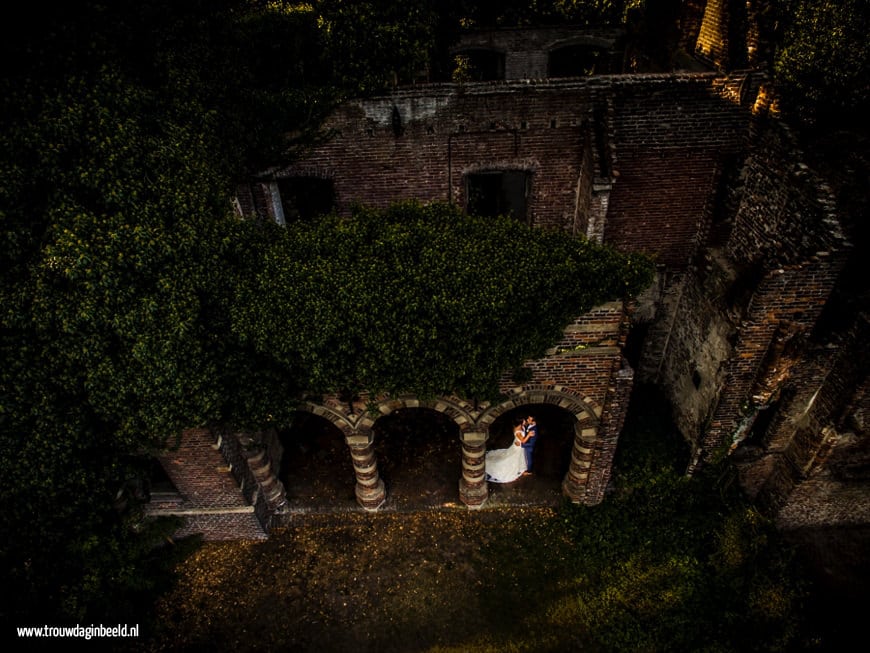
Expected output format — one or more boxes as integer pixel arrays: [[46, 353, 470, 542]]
[[484, 414, 537, 484]]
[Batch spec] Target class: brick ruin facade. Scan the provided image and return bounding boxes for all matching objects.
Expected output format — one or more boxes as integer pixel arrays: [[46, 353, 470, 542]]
[[150, 10, 868, 542]]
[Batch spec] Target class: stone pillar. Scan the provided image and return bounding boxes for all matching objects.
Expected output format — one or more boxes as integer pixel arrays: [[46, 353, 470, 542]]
[[346, 433, 386, 511], [562, 418, 599, 503], [239, 433, 289, 515], [459, 430, 488, 509]]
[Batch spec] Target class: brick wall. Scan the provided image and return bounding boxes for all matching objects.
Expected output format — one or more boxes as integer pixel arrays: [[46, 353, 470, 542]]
[[267, 72, 759, 266], [145, 427, 267, 541], [635, 119, 851, 467], [695, 0, 730, 69], [501, 301, 627, 408], [736, 314, 870, 527]]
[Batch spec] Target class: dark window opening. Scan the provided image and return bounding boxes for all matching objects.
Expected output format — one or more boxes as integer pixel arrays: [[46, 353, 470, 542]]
[[466, 170, 531, 223], [548, 45, 606, 78], [147, 457, 179, 495], [455, 48, 505, 81], [277, 177, 335, 222]]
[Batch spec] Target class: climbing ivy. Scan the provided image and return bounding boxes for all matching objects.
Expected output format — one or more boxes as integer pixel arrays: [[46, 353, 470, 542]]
[[231, 201, 653, 401]]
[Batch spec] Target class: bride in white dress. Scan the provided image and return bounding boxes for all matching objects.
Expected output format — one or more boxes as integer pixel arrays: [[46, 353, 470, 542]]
[[485, 417, 528, 483]]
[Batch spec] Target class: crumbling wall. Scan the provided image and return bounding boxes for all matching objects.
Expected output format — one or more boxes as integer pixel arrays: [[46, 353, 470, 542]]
[[641, 120, 850, 469], [735, 314, 870, 527]]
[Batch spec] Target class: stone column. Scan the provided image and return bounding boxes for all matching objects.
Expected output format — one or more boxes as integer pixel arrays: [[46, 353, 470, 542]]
[[346, 433, 386, 511], [240, 434, 289, 515], [562, 420, 598, 503], [459, 430, 488, 509]]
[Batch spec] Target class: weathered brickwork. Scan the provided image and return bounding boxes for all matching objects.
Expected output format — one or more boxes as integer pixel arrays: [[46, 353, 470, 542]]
[[695, 0, 731, 69], [144, 427, 267, 541], [268, 73, 759, 264], [734, 314, 870, 528], [159, 20, 860, 539], [636, 120, 851, 481]]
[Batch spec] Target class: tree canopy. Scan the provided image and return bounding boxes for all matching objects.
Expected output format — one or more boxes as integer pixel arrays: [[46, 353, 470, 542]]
[[772, 0, 870, 127]]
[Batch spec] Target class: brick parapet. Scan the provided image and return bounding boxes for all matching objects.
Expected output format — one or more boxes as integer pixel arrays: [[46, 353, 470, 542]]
[[501, 301, 626, 408]]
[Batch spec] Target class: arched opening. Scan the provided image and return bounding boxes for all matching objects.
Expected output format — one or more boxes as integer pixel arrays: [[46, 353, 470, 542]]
[[453, 48, 505, 81], [278, 412, 356, 510], [373, 408, 461, 509], [486, 404, 576, 505], [548, 44, 607, 77]]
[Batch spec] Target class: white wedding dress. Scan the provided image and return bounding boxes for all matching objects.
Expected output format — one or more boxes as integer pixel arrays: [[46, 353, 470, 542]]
[[485, 433, 527, 483]]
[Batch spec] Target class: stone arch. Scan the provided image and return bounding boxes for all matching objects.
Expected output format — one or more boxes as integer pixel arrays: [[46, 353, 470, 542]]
[[369, 395, 476, 434], [478, 385, 602, 429], [296, 401, 383, 511], [276, 411, 355, 514], [369, 403, 464, 511], [370, 395, 487, 509], [297, 401, 368, 439], [478, 385, 603, 504]]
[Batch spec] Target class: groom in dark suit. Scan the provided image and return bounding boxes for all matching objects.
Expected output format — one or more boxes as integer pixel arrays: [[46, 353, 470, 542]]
[[520, 415, 538, 475]]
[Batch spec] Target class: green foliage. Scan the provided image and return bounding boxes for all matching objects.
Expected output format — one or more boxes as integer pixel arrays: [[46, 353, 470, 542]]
[[0, 0, 327, 626], [773, 0, 870, 127], [231, 201, 653, 400], [0, 1, 653, 625], [455, 0, 641, 28], [316, 0, 444, 93], [556, 386, 809, 652]]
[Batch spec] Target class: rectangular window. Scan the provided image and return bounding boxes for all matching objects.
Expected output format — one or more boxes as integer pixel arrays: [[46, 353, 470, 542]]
[[277, 177, 336, 222], [466, 170, 531, 224]]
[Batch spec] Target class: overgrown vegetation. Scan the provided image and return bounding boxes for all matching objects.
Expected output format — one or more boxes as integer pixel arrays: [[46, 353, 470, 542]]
[[772, 0, 870, 129], [232, 201, 651, 403], [1, 0, 863, 639]]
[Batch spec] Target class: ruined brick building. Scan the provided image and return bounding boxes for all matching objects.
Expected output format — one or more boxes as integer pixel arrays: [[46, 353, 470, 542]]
[[147, 0, 869, 576]]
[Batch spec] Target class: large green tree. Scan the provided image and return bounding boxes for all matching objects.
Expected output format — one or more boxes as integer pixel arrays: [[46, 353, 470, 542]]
[[0, 0, 333, 625]]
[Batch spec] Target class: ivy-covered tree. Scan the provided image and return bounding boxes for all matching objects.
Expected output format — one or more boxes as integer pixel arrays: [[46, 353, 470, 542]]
[[0, 0, 334, 625]]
